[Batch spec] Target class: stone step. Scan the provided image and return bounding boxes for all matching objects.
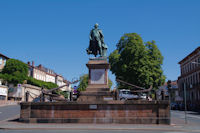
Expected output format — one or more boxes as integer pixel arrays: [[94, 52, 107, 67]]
[[22, 117, 169, 124], [80, 91, 113, 96], [77, 95, 114, 102], [86, 88, 110, 92]]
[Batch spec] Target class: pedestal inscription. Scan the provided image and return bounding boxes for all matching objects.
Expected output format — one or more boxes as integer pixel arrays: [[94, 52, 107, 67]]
[[91, 69, 105, 84]]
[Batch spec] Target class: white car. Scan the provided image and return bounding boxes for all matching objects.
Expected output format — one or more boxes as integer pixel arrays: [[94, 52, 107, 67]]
[[119, 89, 138, 100], [138, 93, 147, 100]]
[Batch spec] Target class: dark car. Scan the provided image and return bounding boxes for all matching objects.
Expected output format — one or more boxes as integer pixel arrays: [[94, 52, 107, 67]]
[[178, 103, 185, 110], [171, 102, 179, 110]]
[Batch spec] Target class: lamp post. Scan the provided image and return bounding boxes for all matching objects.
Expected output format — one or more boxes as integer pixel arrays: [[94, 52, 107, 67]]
[[184, 83, 187, 124], [167, 80, 172, 109]]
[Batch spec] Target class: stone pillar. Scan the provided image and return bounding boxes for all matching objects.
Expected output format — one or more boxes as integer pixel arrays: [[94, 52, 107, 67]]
[[78, 59, 113, 101], [87, 59, 110, 89]]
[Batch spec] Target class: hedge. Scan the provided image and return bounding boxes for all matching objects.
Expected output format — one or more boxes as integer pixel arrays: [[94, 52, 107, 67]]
[[27, 77, 58, 89]]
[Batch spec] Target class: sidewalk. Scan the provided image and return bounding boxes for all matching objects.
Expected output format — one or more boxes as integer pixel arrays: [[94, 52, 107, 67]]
[[0, 116, 200, 132], [0, 101, 18, 107]]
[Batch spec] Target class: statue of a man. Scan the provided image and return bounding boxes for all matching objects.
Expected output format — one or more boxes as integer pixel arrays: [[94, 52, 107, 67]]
[[87, 23, 108, 57]]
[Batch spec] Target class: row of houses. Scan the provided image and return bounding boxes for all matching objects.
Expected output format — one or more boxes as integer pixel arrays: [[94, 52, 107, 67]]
[[0, 53, 71, 102], [27, 61, 71, 91]]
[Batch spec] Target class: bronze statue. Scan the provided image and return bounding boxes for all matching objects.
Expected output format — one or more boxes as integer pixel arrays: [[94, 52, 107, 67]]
[[86, 23, 108, 57]]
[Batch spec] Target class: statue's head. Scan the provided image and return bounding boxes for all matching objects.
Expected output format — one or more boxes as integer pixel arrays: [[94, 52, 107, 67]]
[[94, 23, 99, 28]]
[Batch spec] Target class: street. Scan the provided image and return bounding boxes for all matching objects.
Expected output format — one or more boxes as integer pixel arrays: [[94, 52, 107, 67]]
[[0, 105, 200, 133], [171, 110, 200, 126], [0, 105, 20, 121], [0, 130, 197, 133]]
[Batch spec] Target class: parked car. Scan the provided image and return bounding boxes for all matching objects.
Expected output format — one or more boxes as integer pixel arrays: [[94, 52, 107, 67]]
[[32, 97, 51, 102], [119, 89, 138, 100], [138, 93, 147, 100], [170, 102, 179, 110], [178, 103, 185, 110]]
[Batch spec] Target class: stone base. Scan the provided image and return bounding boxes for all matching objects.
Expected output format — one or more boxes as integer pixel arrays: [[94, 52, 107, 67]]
[[77, 84, 113, 101], [20, 100, 170, 124], [78, 91, 113, 101], [20, 117, 169, 124]]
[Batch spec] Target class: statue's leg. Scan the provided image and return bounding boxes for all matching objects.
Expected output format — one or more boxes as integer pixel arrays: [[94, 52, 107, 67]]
[[103, 48, 107, 57], [98, 43, 102, 57], [100, 48, 103, 57]]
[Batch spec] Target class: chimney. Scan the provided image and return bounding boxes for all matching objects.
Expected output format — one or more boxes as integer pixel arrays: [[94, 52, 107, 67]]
[[32, 61, 34, 67], [27, 61, 30, 66], [38, 64, 42, 69]]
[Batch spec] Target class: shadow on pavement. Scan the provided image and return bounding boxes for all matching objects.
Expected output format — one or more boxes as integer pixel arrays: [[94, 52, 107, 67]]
[[7, 118, 19, 122]]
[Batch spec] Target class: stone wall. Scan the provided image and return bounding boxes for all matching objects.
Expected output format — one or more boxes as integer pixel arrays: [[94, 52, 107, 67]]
[[20, 100, 170, 124], [21, 84, 42, 102]]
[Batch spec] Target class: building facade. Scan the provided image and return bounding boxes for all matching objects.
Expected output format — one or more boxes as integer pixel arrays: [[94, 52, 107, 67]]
[[0, 85, 8, 101], [27, 61, 71, 91], [157, 81, 182, 102], [0, 53, 9, 71], [0, 53, 9, 101], [178, 47, 200, 110]]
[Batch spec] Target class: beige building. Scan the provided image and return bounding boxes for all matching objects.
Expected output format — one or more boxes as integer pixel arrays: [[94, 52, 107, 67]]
[[28, 61, 57, 83], [27, 61, 71, 91], [55, 75, 71, 91]]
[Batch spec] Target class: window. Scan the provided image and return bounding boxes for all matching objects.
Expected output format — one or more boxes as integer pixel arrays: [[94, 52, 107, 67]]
[[199, 91, 200, 100], [0, 57, 2, 65], [0, 96, 6, 100], [198, 57, 200, 64], [3, 59, 6, 65]]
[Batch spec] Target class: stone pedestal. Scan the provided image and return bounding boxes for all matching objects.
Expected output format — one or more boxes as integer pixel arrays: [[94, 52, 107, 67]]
[[20, 101, 170, 124], [78, 59, 113, 101]]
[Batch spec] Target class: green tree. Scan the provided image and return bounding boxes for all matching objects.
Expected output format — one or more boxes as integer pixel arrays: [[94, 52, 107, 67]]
[[108, 78, 113, 89], [109, 33, 165, 90], [145, 41, 166, 89], [77, 74, 88, 91], [77, 74, 113, 91], [0, 59, 28, 85]]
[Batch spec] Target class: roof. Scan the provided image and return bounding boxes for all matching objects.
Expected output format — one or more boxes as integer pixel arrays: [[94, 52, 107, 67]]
[[64, 80, 71, 84], [160, 80, 178, 90], [178, 47, 200, 64], [0, 53, 9, 59]]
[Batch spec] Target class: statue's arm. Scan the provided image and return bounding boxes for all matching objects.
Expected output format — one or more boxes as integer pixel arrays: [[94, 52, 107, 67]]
[[99, 30, 104, 38], [89, 30, 92, 40]]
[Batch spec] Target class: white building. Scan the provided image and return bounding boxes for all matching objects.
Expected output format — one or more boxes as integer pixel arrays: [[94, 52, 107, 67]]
[[27, 61, 71, 91], [0, 53, 9, 101], [0, 85, 8, 101]]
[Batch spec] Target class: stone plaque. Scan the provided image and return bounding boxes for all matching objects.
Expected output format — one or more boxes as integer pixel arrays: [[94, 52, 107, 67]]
[[89, 105, 97, 109], [103, 97, 113, 101], [91, 69, 105, 84]]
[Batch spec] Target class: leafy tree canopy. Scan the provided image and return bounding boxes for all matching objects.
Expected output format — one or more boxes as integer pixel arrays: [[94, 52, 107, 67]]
[[109, 33, 165, 90], [0, 59, 28, 85], [77, 74, 113, 91]]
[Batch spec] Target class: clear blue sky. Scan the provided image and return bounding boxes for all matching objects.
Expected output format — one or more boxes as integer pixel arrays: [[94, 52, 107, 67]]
[[0, 0, 200, 88]]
